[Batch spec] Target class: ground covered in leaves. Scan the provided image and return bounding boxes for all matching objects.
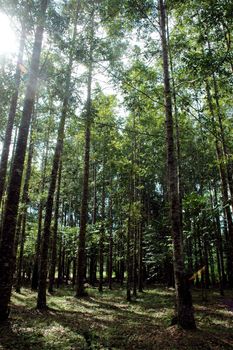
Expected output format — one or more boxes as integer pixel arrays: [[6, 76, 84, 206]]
[[0, 285, 233, 349]]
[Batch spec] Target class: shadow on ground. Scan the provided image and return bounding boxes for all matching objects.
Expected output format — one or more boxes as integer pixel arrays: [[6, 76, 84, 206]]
[[0, 286, 232, 350]]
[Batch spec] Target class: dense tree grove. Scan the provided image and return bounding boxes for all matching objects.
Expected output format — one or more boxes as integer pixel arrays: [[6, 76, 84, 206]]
[[0, 0, 233, 332]]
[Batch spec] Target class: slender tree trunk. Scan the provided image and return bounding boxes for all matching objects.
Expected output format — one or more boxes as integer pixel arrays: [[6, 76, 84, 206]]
[[99, 160, 105, 293], [0, 0, 48, 322], [208, 246, 215, 286], [138, 221, 143, 292], [132, 115, 137, 298], [15, 123, 35, 293], [31, 126, 50, 290], [211, 73, 233, 210], [132, 224, 137, 297], [0, 25, 26, 208], [159, 0, 196, 329], [205, 81, 233, 286], [57, 236, 63, 288], [37, 5, 79, 309], [76, 11, 94, 297], [99, 184, 105, 292], [15, 214, 26, 293], [48, 160, 62, 293], [206, 36, 233, 210], [213, 184, 226, 287], [14, 213, 23, 260], [138, 140, 143, 293], [126, 210, 132, 302], [209, 186, 224, 294], [108, 189, 113, 290], [72, 258, 76, 286], [89, 163, 97, 286], [66, 259, 70, 284], [203, 236, 210, 289], [167, 21, 183, 229]]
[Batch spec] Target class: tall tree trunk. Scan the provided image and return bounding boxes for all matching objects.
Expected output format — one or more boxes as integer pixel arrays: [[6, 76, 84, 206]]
[[132, 114, 137, 298], [167, 21, 183, 229], [76, 10, 94, 297], [137, 136, 143, 293], [206, 37, 233, 210], [159, 0, 196, 329], [126, 207, 132, 302], [37, 5, 79, 309], [108, 188, 113, 290], [0, 0, 48, 322], [57, 235, 63, 288], [213, 184, 226, 287], [211, 73, 233, 210], [205, 81, 233, 286], [15, 214, 26, 293], [0, 25, 26, 208], [31, 127, 50, 290], [209, 185, 224, 294], [48, 160, 62, 293], [89, 163, 97, 286], [15, 123, 35, 293], [138, 221, 143, 292], [99, 158, 105, 293], [132, 224, 137, 297]]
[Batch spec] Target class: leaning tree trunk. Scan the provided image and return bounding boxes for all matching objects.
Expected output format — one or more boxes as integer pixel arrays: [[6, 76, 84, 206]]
[[76, 11, 94, 298], [0, 0, 48, 322], [37, 5, 79, 309], [0, 25, 26, 208], [159, 0, 196, 329]]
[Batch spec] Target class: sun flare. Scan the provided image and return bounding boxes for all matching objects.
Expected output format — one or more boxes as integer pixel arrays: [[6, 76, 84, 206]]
[[0, 13, 17, 55]]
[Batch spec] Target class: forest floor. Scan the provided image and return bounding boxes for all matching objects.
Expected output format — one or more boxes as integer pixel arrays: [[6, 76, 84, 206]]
[[0, 284, 233, 350]]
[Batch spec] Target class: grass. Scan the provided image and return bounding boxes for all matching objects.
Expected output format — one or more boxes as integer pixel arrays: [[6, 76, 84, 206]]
[[0, 284, 233, 349]]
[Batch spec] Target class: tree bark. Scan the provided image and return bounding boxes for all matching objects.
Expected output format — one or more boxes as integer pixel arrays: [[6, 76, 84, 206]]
[[159, 0, 196, 329], [0, 0, 48, 322], [126, 211, 132, 302], [108, 188, 113, 290], [37, 4, 79, 309], [48, 159, 62, 293], [15, 123, 35, 293], [138, 222, 143, 292], [99, 158, 105, 293], [31, 126, 50, 290], [76, 10, 94, 297], [0, 25, 26, 208], [205, 80, 233, 286]]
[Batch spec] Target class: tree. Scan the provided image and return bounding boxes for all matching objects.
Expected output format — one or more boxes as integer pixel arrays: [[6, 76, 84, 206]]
[[37, 0, 80, 310], [0, 24, 26, 208], [159, 0, 196, 329], [76, 7, 94, 297], [0, 0, 48, 322]]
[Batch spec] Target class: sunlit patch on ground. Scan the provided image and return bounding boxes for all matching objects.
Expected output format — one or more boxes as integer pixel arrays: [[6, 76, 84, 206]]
[[0, 286, 233, 349]]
